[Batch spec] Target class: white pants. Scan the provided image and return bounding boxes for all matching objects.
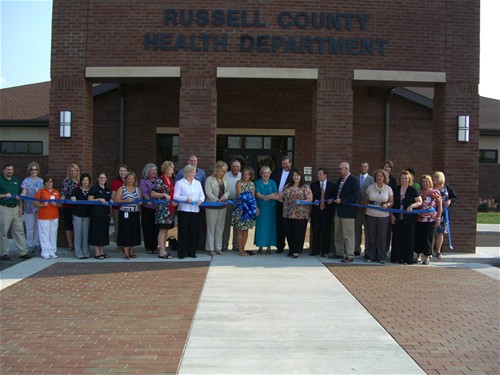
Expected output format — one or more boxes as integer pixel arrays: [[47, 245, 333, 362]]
[[23, 212, 40, 248], [206, 207, 226, 251], [38, 219, 58, 258]]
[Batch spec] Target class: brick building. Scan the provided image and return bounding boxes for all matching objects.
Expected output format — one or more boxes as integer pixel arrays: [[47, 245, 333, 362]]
[[45, 1, 480, 251]]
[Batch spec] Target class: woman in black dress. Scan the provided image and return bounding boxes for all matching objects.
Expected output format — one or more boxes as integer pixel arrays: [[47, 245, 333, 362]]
[[88, 172, 111, 259], [390, 170, 422, 264]]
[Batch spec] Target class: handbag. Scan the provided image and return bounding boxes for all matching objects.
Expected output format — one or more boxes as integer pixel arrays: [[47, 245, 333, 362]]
[[167, 236, 178, 250]]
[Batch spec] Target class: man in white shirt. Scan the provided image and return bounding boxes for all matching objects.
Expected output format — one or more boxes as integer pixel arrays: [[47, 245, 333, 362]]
[[222, 160, 241, 251], [355, 161, 374, 256]]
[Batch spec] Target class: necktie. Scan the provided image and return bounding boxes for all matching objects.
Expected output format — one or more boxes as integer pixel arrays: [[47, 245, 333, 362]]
[[360, 174, 365, 189], [320, 182, 325, 210]]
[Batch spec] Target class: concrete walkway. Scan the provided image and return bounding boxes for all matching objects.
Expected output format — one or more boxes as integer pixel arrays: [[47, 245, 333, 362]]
[[1, 224, 498, 374], [178, 254, 424, 374]]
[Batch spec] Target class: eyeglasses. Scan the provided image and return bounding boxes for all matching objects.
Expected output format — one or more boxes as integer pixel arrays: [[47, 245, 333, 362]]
[[31, 168, 38, 171]]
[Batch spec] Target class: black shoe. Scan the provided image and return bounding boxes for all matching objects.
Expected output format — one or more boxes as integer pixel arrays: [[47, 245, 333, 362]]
[[276, 249, 284, 254], [19, 254, 31, 260], [354, 251, 361, 256], [341, 258, 353, 263], [309, 253, 318, 256], [179, 256, 185, 259], [246, 251, 255, 256], [1, 254, 11, 260], [321, 253, 328, 258], [190, 255, 197, 258]]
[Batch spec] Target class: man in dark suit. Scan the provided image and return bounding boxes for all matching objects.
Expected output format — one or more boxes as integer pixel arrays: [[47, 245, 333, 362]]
[[355, 161, 374, 256], [270, 155, 296, 254], [332, 162, 359, 263], [310, 168, 335, 257]]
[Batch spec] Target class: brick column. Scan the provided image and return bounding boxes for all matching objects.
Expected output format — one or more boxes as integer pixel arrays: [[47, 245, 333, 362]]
[[178, 78, 217, 172], [431, 0, 479, 253], [49, 0, 94, 182], [49, 79, 93, 181], [433, 84, 479, 253], [312, 79, 353, 172]]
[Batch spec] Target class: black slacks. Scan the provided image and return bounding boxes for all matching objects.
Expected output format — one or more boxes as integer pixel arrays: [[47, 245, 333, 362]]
[[391, 220, 416, 263], [178, 211, 200, 258], [141, 206, 158, 251], [284, 218, 308, 255], [310, 208, 333, 255]]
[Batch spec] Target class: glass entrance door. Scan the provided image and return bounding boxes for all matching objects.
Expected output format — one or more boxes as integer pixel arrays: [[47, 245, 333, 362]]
[[222, 149, 283, 173]]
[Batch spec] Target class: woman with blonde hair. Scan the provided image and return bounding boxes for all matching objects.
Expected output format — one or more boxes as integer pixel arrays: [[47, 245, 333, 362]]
[[432, 171, 457, 259], [152, 160, 176, 259], [390, 170, 422, 264], [415, 175, 442, 265], [60, 163, 80, 252], [21, 161, 44, 253], [174, 164, 205, 259], [205, 161, 230, 256]]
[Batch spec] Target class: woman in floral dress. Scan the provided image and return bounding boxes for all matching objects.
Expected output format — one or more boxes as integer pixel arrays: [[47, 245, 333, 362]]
[[415, 174, 442, 265], [232, 167, 257, 256], [151, 160, 176, 259]]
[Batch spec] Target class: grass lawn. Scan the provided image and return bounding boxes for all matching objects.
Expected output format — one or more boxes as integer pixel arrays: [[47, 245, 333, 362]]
[[477, 212, 500, 224]]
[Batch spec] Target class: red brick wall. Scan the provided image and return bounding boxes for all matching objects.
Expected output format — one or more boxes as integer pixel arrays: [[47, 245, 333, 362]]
[[92, 83, 180, 179], [50, 0, 480, 251]]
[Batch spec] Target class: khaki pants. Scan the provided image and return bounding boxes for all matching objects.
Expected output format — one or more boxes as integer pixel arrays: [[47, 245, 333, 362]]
[[334, 213, 355, 259], [0, 205, 28, 256]]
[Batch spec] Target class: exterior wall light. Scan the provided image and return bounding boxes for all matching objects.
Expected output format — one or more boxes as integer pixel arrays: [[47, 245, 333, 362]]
[[60, 111, 72, 138], [457, 115, 470, 142]]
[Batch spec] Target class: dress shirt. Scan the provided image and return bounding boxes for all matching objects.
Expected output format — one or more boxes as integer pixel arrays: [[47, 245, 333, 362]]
[[224, 171, 241, 199]]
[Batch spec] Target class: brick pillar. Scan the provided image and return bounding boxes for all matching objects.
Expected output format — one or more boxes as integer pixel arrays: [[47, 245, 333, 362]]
[[313, 79, 353, 254], [178, 78, 217, 172], [49, 80, 93, 181], [312, 79, 353, 173], [50, 0, 94, 247], [431, 0, 479, 253], [49, 0, 94, 182], [433, 84, 479, 253]]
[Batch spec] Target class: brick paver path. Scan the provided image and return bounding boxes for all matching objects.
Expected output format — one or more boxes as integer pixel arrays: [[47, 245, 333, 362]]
[[328, 265, 500, 375], [1, 262, 209, 374]]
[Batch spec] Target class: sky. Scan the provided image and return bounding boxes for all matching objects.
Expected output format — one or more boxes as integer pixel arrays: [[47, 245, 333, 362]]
[[0, 0, 499, 100]]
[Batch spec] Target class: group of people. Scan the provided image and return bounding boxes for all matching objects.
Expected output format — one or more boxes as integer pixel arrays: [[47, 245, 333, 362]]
[[0, 156, 456, 264], [309, 160, 457, 265]]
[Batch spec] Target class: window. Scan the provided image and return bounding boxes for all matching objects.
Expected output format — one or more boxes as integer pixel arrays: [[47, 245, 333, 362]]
[[479, 149, 498, 163], [156, 134, 179, 165], [1, 141, 42, 154]]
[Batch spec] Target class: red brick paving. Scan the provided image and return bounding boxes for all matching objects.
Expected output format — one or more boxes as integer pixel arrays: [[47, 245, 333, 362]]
[[0, 262, 209, 374], [328, 265, 500, 375]]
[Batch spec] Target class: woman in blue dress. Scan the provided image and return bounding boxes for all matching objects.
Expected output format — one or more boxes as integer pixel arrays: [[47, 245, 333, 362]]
[[254, 166, 278, 255]]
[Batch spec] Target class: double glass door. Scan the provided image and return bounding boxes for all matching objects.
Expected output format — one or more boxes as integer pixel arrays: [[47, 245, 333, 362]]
[[222, 149, 283, 174]]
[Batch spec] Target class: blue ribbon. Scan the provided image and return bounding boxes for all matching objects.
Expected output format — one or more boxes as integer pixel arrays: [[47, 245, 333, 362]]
[[234, 191, 257, 223], [296, 200, 436, 214], [444, 208, 453, 250], [8, 194, 233, 207]]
